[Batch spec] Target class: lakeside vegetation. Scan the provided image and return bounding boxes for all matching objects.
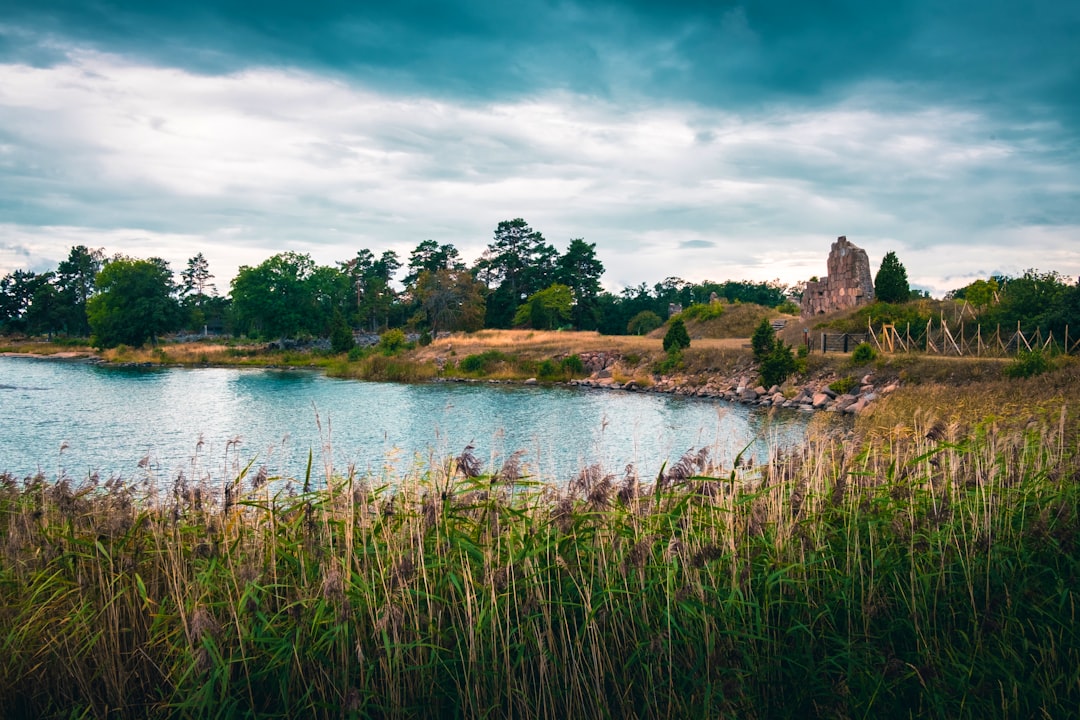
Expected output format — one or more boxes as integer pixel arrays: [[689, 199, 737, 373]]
[[1, 380, 1078, 718]]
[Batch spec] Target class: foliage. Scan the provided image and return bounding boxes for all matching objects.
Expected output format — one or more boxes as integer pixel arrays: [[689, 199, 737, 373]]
[[87, 256, 181, 348], [561, 354, 585, 376], [851, 342, 877, 364], [230, 252, 318, 339], [874, 251, 910, 303], [330, 311, 355, 354], [513, 284, 573, 330], [626, 310, 662, 335], [1004, 348, 1052, 378], [751, 318, 776, 362], [662, 318, 691, 352], [476, 218, 558, 327], [403, 240, 464, 286], [378, 328, 407, 355], [652, 349, 683, 374], [414, 268, 485, 335], [776, 300, 800, 315], [676, 302, 725, 323], [555, 238, 605, 330], [458, 350, 515, 374], [759, 341, 796, 387], [829, 376, 858, 395]]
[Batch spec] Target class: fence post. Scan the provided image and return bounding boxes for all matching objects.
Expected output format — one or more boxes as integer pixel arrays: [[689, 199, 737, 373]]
[[843, 334, 849, 353]]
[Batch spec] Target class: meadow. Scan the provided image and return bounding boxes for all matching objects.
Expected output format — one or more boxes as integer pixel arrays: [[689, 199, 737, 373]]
[[2, 374, 1078, 718]]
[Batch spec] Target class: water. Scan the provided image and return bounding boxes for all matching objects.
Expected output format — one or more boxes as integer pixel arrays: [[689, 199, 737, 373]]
[[0, 356, 815, 484]]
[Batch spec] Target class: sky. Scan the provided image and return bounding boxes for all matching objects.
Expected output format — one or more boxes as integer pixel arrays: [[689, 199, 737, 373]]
[[1, 1, 1078, 297]]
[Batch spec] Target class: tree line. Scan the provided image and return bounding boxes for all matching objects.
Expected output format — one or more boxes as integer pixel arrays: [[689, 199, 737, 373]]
[[1, 219, 803, 348]]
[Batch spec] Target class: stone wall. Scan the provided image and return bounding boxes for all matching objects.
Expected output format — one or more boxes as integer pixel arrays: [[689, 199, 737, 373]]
[[801, 236, 875, 316]]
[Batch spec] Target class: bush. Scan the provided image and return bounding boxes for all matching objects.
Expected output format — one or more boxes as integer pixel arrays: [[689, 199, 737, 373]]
[[851, 342, 877, 364], [330, 316, 355, 354], [776, 300, 800, 315], [347, 346, 364, 362], [662, 318, 691, 352], [759, 342, 796, 387], [653, 349, 683, 375], [1005, 349, 1051, 379], [458, 350, 513, 374], [678, 302, 725, 322], [560, 354, 585, 376], [829, 376, 858, 395], [378, 329, 407, 355]]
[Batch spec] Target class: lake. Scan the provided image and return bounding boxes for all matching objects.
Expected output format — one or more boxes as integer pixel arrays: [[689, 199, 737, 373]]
[[0, 356, 816, 485]]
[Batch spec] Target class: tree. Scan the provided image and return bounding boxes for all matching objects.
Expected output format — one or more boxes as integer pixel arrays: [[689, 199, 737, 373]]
[[556, 238, 605, 329], [475, 219, 557, 327], [415, 268, 486, 335], [55, 245, 104, 335], [874, 251, 910, 304], [87, 256, 181, 347], [404, 240, 463, 286], [340, 249, 401, 331], [626, 310, 662, 336], [513, 284, 573, 330], [0, 270, 48, 333], [662, 318, 691, 352], [230, 252, 316, 339], [751, 318, 777, 362], [180, 253, 215, 298]]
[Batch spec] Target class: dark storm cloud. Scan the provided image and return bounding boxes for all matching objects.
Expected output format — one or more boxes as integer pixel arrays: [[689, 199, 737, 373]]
[[3, 1, 1078, 131]]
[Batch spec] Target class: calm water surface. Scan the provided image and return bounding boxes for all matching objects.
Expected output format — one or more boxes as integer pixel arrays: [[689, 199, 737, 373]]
[[0, 356, 815, 484]]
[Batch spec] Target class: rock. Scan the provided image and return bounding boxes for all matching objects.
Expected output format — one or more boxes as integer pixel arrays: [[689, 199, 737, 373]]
[[595, 367, 613, 379], [812, 392, 831, 408], [524, 378, 537, 385], [771, 392, 786, 405], [740, 388, 759, 402], [753, 385, 767, 395], [883, 383, 899, 394]]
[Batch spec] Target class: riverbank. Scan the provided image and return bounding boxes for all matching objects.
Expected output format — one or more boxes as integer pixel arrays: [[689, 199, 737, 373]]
[[3, 332, 1075, 431]]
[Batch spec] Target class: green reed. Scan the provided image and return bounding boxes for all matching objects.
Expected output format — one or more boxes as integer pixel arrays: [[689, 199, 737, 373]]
[[1, 416, 1078, 718]]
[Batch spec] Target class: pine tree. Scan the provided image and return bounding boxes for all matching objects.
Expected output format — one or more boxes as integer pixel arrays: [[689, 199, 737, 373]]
[[874, 251, 910, 303], [662, 318, 691, 352]]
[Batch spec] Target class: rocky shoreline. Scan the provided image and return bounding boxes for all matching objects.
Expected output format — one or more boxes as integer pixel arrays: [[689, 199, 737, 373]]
[[444, 349, 899, 415]]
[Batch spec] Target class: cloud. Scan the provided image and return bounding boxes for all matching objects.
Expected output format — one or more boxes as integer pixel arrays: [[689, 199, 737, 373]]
[[0, 4, 1078, 297]]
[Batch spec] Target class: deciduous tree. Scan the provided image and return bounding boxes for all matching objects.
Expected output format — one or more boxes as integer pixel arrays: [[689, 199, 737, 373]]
[[87, 256, 181, 347]]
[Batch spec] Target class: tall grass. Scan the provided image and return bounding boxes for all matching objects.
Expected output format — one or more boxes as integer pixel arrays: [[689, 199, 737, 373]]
[[1, 417, 1078, 718]]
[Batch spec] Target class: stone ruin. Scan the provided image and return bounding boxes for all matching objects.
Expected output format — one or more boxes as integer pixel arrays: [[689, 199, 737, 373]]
[[801, 236, 875, 316]]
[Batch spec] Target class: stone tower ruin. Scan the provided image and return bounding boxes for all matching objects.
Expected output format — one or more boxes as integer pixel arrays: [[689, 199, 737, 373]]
[[800, 236, 875, 316]]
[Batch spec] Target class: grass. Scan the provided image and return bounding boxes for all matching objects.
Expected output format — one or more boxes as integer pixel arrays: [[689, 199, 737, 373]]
[[2, 403, 1079, 718]]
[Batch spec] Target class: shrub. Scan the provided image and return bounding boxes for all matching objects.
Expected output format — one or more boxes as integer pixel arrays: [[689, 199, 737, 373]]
[[653, 349, 683, 375], [759, 342, 796, 387], [829, 376, 858, 395], [330, 316, 355, 354], [1005, 349, 1051, 379], [458, 350, 513, 374], [378, 329, 407, 355], [662, 318, 691, 352], [536, 359, 559, 379], [678, 302, 725, 322], [560, 354, 585, 376], [347, 346, 364, 362], [851, 342, 877, 364], [776, 300, 800, 315]]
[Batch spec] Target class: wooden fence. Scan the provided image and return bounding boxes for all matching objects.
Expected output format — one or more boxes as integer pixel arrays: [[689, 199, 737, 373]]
[[863, 318, 1078, 357]]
